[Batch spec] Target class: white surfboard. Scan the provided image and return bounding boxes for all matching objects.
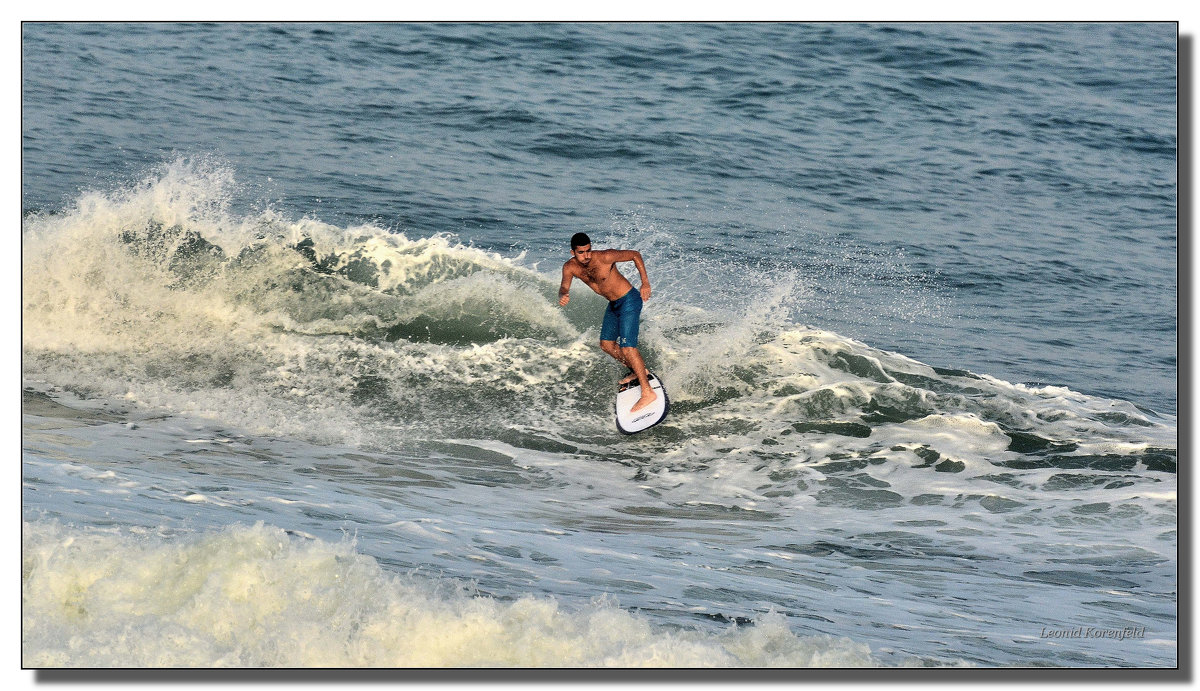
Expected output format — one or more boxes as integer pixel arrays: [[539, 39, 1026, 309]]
[[615, 371, 669, 434]]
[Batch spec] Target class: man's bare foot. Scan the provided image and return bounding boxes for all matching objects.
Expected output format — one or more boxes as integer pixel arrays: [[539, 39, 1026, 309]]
[[630, 389, 657, 412], [619, 371, 638, 386]]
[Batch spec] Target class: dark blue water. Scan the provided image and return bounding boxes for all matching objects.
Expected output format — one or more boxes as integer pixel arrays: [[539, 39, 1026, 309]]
[[22, 22, 1176, 414], [22, 23, 1178, 668]]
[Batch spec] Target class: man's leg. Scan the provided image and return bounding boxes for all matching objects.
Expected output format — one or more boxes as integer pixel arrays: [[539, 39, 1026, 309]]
[[600, 340, 632, 371], [599, 300, 633, 378], [621, 346, 657, 412], [612, 290, 655, 410]]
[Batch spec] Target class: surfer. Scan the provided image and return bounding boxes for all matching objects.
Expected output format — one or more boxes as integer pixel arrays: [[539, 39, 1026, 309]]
[[558, 232, 657, 412]]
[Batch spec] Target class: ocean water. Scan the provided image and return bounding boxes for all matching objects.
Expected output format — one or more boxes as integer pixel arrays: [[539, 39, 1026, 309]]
[[21, 22, 1177, 668]]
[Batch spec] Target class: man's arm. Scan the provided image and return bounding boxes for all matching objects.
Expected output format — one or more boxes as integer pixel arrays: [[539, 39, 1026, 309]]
[[609, 250, 651, 300], [558, 262, 574, 306]]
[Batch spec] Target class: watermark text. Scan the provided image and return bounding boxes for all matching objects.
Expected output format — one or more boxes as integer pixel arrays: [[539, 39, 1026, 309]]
[[1040, 625, 1146, 641]]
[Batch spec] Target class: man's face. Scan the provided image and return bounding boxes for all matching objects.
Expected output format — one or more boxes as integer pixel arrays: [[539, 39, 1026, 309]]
[[572, 244, 592, 265]]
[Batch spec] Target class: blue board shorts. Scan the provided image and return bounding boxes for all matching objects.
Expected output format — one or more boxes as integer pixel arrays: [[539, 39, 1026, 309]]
[[600, 289, 643, 348]]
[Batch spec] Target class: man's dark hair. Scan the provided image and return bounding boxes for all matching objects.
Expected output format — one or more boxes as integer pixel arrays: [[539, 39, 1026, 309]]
[[570, 232, 591, 249]]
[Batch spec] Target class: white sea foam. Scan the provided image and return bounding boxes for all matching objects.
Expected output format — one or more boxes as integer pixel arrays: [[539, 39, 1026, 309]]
[[22, 520, 881, 668]]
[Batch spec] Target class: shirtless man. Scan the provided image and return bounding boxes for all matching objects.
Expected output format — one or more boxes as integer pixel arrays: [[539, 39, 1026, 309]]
[[558, 232, 657, 412]]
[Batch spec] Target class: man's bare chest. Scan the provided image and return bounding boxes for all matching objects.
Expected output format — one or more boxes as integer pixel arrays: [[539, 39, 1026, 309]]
[[580, 263, 615, 284]]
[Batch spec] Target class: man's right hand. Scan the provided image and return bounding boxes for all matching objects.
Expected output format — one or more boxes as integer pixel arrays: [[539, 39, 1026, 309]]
[[558, 294, 569, 306]]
